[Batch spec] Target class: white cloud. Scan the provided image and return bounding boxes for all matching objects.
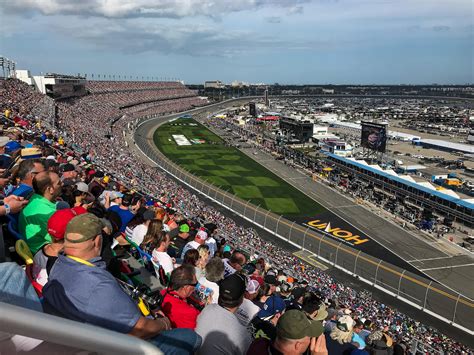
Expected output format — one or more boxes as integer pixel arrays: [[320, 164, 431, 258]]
[[4, 0, 310, 19]]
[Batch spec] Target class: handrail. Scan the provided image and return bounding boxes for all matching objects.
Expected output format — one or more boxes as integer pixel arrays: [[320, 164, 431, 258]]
[[0, 302, 162, 355]]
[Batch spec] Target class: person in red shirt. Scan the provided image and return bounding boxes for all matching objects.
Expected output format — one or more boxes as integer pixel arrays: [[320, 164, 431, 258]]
[[160, 264, 200, 329]]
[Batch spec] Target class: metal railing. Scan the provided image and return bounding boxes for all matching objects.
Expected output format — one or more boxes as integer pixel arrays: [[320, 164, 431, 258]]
[[132, 104, 474, 336], [0, 302, 162, 354]]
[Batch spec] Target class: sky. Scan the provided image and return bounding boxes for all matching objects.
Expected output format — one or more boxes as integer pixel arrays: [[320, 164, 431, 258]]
[[0, 0, 472, 85]]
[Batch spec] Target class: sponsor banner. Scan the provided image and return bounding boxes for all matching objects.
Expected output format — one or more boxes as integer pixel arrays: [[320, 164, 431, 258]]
[[190, 138, 206, 144], [170, 123, 198, 126], [172, 134, 192, 146], [304, 219, 369, 246]]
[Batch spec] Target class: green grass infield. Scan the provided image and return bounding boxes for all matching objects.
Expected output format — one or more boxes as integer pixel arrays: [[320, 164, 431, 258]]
[[154, 117, 326, 217]]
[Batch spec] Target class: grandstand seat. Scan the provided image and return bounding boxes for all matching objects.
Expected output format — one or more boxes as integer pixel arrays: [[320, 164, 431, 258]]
[[15, 240, 43, 297], [124, 236, 152, 265]]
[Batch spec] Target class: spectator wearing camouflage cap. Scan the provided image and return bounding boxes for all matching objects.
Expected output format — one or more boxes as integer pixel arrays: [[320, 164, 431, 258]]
[[247, 309, 326, 355]]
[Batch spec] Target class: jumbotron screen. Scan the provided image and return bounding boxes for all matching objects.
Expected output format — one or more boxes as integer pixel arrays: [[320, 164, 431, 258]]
[[360, 122, 387, 152]]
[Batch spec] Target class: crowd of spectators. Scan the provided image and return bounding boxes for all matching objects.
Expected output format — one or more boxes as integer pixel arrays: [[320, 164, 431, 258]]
[[0, 77, 471, 354]]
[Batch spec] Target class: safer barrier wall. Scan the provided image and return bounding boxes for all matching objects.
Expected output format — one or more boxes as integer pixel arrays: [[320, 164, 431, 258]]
[[132, 105, 474, 335]]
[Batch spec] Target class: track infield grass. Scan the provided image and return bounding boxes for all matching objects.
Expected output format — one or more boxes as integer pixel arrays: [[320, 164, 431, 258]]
[[154, 118, 326, 217]]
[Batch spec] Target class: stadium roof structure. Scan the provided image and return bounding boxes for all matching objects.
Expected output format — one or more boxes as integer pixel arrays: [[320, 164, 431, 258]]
[[419, 139, 474, 154], [326, 152, 474, 209]]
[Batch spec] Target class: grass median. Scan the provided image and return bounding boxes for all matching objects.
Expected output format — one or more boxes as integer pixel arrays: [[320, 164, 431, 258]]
[[154, 117, 326, 217]]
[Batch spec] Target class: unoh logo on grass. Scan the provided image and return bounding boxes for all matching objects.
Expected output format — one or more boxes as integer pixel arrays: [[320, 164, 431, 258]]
[[306, 220, 369, 245]]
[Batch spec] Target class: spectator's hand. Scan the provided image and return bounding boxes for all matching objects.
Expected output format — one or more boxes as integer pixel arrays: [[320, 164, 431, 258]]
[[310, 334, 327, 355], [4, 195, 28, 214]]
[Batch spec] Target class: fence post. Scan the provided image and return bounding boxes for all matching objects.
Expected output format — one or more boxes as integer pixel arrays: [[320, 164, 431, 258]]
[[317, 232, 324, 257], [254, 205, 260, 223], [423, 281, 433, 310], [288, 221, 296, 242], [207, 181, 212, 196], [230, 192, 236, 209], [243, 200, 251, 217], [353, 250, 362, 274], [275, 215, 283, 235], [334, 242, 342, 266], [374, 260, 382, 286], [302, 227, 310, 251], [222, 189, 228, 205], [397, 270, 406, 297], [264, 210, 271, 229], [452, 294, 461, 323]]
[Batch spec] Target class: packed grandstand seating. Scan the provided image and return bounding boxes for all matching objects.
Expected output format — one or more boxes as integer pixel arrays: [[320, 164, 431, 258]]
[[0, 77, 471, 354]]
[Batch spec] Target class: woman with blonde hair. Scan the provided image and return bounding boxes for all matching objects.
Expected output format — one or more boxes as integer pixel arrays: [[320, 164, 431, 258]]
[[196, 244, 210, 279]]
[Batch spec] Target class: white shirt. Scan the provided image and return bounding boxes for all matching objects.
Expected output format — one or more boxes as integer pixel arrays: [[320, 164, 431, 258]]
[[130, 224, 148, 245], [181, 240, 200, 259], [198, 276, 220, 304], [235, 298, 260, 326], [152, 249, 174, 275], [205, 237, 217, 257]]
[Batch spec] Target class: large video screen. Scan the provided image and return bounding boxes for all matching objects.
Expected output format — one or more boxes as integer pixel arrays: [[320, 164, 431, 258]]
[[361, 122, 387, 152]]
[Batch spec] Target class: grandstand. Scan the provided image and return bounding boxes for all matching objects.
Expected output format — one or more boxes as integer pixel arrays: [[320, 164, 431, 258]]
[[0, 77, 472, 354], [325, 152, 473, 227]]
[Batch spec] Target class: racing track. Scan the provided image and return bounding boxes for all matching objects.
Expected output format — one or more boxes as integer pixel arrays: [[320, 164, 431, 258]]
[[131, 98, 474, 335]]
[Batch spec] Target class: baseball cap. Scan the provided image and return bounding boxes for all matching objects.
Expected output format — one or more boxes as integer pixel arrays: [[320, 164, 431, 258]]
[[246, 279, 261, 294], [219, 273, 246, 301], [0, 136, 10, 147], [312, 303, 329, 321], [264, 274, 278, 285], [109, 191, 124, 200], [336, 315, 355, 332], [142, 209, 155, 221], [75, 182, 89, 193], [277, 309, 324, 340], [61, 163, 76, 173], [65, 213, 104, 243], [291, 287, 305, 300], [242, 263, 256, 275], [20, 148, 42, 159], [196, 229, 208, 240], [5, 141, 22, 154], [257, 295, 286, 320], [48, 207, 87, 240], [179, 224, 190, 233]]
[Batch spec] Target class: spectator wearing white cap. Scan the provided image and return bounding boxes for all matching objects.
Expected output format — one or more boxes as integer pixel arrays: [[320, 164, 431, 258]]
[[181, 229, 208, 259], [236, 279, 261, 327]]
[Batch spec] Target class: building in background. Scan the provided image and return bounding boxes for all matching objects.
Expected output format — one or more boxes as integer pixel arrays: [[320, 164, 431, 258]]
[[15, 70, 86, 99], [204, 80, 225, 89]]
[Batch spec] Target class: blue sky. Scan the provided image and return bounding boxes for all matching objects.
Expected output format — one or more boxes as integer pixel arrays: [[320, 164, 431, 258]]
[[0, 0, 472, 84]]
